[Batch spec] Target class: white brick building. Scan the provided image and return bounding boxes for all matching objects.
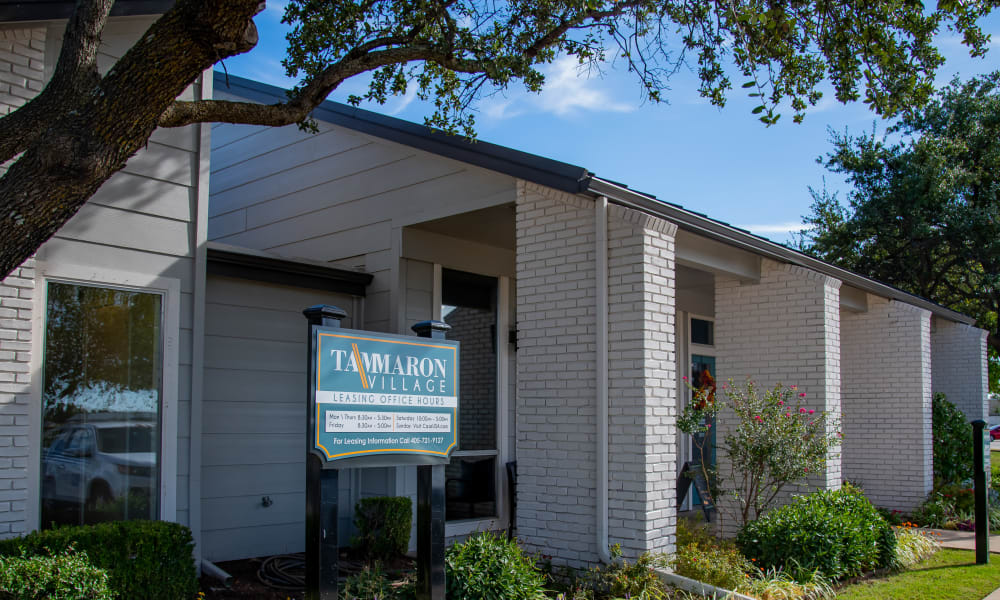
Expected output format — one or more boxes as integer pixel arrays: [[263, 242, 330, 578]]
[[0, 5, 991, 572]]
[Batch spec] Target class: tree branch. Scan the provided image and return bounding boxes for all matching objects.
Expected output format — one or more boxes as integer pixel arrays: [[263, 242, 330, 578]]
[[0, 0, 264, 278], [0, 0, 114, 163]]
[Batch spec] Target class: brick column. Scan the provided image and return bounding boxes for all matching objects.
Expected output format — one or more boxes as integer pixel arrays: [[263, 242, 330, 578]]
[[841, 297, 932, 512], [932, 319, 989, 424], [515, 181, 677, 566], [0, 258, 35, 538], [714, 259, 842, 533], [606, 204, 677, 560]]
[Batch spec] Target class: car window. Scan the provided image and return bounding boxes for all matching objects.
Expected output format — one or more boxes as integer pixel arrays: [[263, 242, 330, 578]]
[[96, 425, 154, 453]]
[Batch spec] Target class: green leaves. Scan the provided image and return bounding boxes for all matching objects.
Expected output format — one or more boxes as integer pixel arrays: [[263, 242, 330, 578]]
[[273, 0, 996, 135], [801, 72, 1000, 382]]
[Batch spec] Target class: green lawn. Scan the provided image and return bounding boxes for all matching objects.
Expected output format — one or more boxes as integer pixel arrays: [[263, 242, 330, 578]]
[[836, 549, 1000, 600], [992, 450, 999, 471]]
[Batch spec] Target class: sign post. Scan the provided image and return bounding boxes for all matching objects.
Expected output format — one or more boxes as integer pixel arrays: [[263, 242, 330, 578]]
[[304, 306, 458, 600], [972, 419, 990, 565], [304, 305, 347, 600], [412, 321, 451, 600]]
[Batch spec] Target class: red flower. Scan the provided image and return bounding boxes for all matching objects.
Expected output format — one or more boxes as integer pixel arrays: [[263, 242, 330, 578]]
[[799, 407, 807, 413]]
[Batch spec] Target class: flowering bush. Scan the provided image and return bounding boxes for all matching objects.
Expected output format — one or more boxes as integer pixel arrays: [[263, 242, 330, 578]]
[[679, 379, 841, 527]]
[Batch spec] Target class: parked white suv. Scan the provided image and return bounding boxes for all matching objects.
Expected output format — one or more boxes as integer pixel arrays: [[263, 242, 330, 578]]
[[41, 418, 156, 514]]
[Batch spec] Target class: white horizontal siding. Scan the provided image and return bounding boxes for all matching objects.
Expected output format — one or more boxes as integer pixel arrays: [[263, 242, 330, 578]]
[[201, 274, 359, 561]]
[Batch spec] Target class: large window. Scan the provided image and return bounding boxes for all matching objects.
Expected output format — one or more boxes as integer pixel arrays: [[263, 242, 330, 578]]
[[441, 269, 498, 521], [40, 282, 162, 528]]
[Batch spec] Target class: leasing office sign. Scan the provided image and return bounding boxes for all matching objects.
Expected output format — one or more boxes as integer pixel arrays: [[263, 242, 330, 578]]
[[311, 328, 459, 463]]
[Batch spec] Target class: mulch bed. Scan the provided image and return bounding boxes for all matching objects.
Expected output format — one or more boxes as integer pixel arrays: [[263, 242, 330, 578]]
[[200, 552, 414, 599]]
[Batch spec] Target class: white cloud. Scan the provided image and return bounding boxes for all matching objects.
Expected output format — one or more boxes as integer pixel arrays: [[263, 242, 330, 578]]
[[386, 86, 418, 116], [480, 56, 635, 120], [534, 56, 634, 116], [738, 221, 804, 235]]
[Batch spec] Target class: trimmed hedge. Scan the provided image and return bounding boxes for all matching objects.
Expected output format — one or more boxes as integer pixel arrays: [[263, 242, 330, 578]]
[[352, 496, 412, 561], [0, 520, 197, 600], [737, 483, 896, 581], [0, 550, 112, 600]]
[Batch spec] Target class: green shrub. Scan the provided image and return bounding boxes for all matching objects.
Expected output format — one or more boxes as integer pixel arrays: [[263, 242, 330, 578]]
[[342, 562, 414, 600], [0, 520, 197, 600], [913, 484, 980, 529], [670, 520, 753, 592], [352, 496, 412, 561], [591, 546, 670, 600], [737, 483, 896, 581], [0, 550, 111, 600], [445, 532, 547, 600], [933, 393, 973, 485]]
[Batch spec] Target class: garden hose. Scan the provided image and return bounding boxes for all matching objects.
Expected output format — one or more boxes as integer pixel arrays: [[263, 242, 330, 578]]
[[256, 553, 377, 590], [257, 553, 305, 591]]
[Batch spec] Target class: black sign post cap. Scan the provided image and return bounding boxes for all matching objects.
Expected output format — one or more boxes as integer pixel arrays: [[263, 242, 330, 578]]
[[303, 305, 348, 327], [412, 320, 452, 339]]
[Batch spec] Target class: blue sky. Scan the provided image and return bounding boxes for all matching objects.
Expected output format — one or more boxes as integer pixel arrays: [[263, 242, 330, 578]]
[[219, 6, 1000, 245]]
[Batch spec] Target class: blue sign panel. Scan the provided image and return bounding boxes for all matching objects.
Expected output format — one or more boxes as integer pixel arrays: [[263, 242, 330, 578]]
[[312, 328, 459, 462]]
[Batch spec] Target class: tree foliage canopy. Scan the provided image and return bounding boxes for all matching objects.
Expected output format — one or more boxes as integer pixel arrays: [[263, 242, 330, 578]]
[[798, 72, 1000, 389], [0, 0, 997, 278]]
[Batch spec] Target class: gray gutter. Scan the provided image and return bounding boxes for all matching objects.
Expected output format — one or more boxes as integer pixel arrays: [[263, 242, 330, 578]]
[[587, 177, 976, 325], [0, 0, 173, 22]]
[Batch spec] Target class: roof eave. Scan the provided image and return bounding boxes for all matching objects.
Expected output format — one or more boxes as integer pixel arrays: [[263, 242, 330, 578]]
[[0, 1, 173, 23], [586, 177, 977, 326]]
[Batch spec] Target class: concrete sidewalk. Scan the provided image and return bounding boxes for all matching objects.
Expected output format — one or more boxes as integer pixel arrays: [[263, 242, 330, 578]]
[[927, 528, 1000, 554]]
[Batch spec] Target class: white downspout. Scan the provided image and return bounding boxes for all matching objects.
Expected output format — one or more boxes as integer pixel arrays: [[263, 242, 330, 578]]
[[596, 196, 612, 564]]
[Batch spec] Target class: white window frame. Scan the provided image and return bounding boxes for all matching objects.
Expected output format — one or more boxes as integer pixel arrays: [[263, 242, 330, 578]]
[[27, 261, 181, 531], [679, 312, 716, 512]]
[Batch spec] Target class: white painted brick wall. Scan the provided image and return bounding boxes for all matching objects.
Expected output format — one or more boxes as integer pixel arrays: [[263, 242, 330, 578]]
[[932, 318, 989, 423], [515, 181, 678, 565], [0, 259, 34, 538], [0, 26, 44, 537], [0, 27, 46, 116], [841, 297, 932, 512], [714, 259, 842, 534]]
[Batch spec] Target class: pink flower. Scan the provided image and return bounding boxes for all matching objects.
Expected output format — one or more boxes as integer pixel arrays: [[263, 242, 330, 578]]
[[682, 376, 688, 381], [790, 385, 797, 390], [798, 392, 807, 398], [754, 415, 763, 422], [804, 467, 809, 473], [785, 412, 791, 417], [808, 409, 815, 415], [799, 407, 807, 413], [705, 424, 712, 429], [777, 400, 784, 406]]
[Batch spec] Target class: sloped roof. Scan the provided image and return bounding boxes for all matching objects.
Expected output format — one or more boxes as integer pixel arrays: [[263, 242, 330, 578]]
[[213, 72, 976, 326], [0, 0, 171, 22]]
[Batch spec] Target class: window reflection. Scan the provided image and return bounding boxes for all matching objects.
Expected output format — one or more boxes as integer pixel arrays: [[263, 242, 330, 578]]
[[41, 283, 161, 528], [442, 269, 498, 520]]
